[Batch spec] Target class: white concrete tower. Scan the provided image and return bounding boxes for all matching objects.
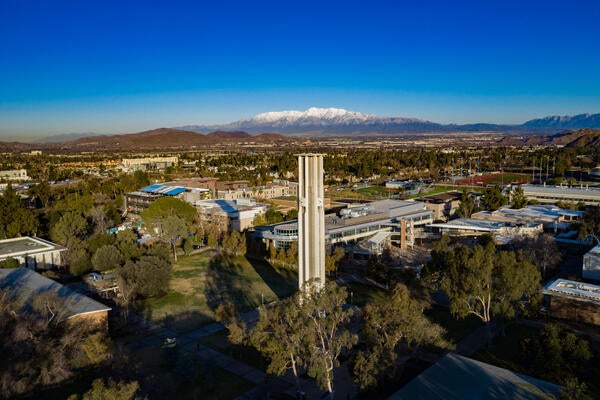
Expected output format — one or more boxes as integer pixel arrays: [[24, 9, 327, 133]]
[[298, 154, 326, 290]]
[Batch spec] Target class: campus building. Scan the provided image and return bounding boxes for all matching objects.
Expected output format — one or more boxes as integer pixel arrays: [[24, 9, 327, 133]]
[[427, 205, 581, 242], [543, 279, 600, 326], [521, 184, 600, 205], [195, 199, 267, 232], [125, 183, 210, 214], [0, 268, 111, 329], [0, 236, 66, 270], [257, 199, 433, 253], [417, 191, 462, 221], [390, 353, 562, 399], [217, 185, 290, 200], [121, 157, 178, 172], [0, 169, 29, 182], [471, 205, 583, 231]]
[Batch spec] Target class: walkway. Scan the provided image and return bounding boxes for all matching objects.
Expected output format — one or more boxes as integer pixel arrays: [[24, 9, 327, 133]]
[[122, 308, 356, 399]]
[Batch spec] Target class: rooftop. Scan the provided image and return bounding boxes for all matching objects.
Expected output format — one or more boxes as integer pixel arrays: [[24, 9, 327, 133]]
[[543, 279, 600, 304], [0, 268, 111, 320], [140, 184, 187, 196], [522, 184, 600, 196], [0, 236, 64, 258], [389, 353, 562, 400]]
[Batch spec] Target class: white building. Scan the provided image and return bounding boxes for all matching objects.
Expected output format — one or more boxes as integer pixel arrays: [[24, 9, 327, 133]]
[[217, 185, 290, 200], [195, 199, 267, 232], [121, 157, 178, 172], [521, 184, 600, 205], [0, 169, 29, 182], [0, 236, 66, 270]]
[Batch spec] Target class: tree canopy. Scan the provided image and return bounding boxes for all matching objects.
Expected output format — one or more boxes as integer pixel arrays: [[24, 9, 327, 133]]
[[426, 240, 541, 323], [353, 284, 445, 389]]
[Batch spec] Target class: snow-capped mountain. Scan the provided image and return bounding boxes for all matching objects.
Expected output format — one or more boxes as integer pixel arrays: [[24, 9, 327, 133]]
[[174, 108, 600, 136], [178, 107, 444, 134]]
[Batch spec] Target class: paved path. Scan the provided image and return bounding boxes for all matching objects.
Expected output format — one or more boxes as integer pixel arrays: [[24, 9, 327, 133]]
[[122, 308, 357, 399]]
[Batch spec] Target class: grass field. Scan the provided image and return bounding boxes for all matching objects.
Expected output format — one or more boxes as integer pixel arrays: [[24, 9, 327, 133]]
[[140, 251, 297, 332]]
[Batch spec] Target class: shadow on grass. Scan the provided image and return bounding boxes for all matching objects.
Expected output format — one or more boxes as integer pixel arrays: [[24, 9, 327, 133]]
[[246, 256, 297, 299], [204, 253, 268, 315]]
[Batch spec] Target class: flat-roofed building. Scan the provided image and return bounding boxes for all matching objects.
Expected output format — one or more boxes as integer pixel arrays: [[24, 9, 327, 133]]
[[195, 199, 267, 232], [0, 236, 66, 270], [165, 178, 217, 197], [543, 279, 600, 326], [521, 184, 600, 205], [121, 156, 178, 172], [217, 185, 290, 200], [125, 183, 210, 214], [258, 199, 433, 251], [0, 169, 29, 182], [472, 204, 583, 231], [417, 191, 462, 221]]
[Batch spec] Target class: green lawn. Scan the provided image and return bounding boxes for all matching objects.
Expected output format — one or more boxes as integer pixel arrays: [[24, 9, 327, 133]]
[[140, 251, 297, 332], [345, 282, 388, 306]]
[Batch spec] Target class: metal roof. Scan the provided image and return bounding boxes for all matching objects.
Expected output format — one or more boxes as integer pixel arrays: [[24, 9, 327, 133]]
[[389, 353, 562, 400], [0, 268, 111, 320], [141, 184, 187, 196]]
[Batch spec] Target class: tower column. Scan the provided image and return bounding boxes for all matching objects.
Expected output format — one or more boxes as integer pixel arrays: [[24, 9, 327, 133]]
[[298, 154, 325, 289]]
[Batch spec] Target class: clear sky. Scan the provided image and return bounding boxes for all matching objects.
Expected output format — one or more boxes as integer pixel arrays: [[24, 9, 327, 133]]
[[1, 0, 599, 138]]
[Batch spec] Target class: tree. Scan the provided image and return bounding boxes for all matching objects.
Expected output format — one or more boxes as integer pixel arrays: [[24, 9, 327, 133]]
[[50, 212, 88, 245], [302, 282, 358, 396], [88, 232, 116, 254], [456, 190, 476, 218], [431, 242, 541, 324], [118, 255, 172, 299], [513, 234, 562, 280], [246, 282, 357, 397], [141, 197, 196, 226], [325, 246, 345, 276], [481, 186, 507, 211], [0, 257, 19, 269], [0, 184, 38, 239], [141, 198, 195, 261], [510, 186, 528, 209], [249, 296, 308, 392], [160, 215, 188, 261], [116, 230, 141, 261], [520, 323, 592, 387], [76, 378, 140, 400], [91, 245, 124, 271], [353, 284, 446, 389]]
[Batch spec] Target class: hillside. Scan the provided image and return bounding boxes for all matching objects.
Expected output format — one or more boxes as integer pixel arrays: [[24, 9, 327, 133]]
[[61, 128, 290, 150], [497, 128, 600, 147]]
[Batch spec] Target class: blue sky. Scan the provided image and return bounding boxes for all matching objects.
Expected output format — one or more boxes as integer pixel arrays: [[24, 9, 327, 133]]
[[1, 0, 599, 137]]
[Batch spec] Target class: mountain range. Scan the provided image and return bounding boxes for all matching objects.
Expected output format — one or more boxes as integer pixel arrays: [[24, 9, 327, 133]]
[[177, 108, 600, 135]]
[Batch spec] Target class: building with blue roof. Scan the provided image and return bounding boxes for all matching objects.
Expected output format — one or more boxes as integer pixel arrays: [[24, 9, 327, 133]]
[[125, 183, 210, 214]]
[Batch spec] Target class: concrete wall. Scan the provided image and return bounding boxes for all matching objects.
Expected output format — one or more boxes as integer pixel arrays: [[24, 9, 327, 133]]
[[547, 296, 600, 326]]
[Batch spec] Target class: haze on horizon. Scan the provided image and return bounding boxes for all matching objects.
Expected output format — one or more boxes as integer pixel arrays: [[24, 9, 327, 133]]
[[1, 0, 599, 138]]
